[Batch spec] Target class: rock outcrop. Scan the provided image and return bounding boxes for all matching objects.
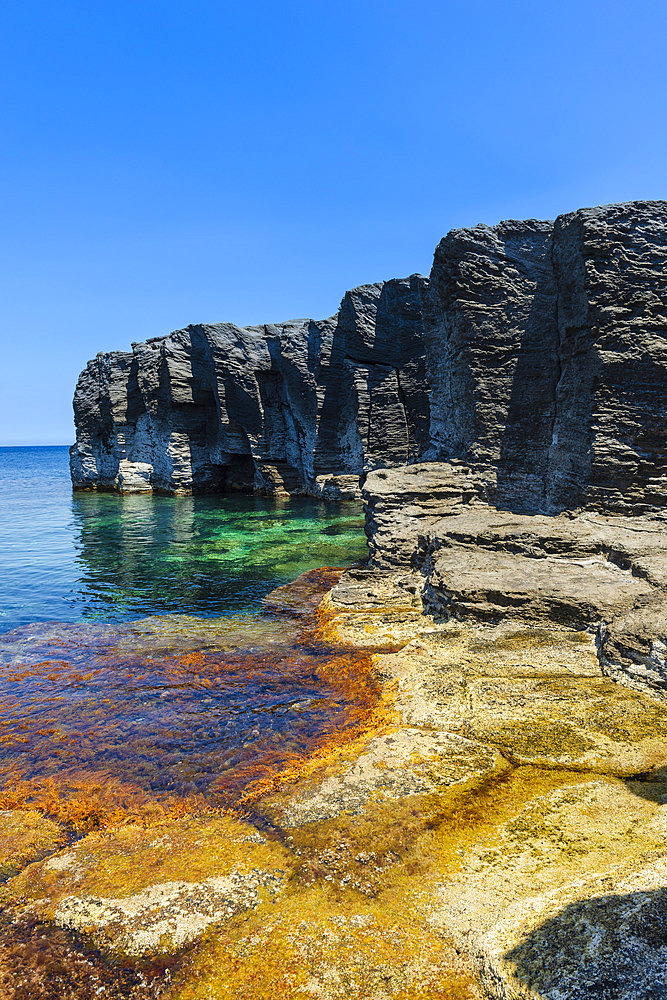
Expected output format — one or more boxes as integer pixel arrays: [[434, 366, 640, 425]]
[[70, 275, 429, 496], [422, 201, 667, 516], [362, 461, 667, 697], [349, 200, 667, 699], [71, 199, 667, 512]]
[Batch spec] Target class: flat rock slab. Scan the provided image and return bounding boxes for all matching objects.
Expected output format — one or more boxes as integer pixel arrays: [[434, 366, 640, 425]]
[[54, 869, 283, 956], [429, 545, 654, 627], [427, 776, 667, 999], [3, 814, 290, 956], [274, 729, 507, 827], [465, 674, 667, 773], [169, 883, 484, 1000], [379, 625, 667, 774]]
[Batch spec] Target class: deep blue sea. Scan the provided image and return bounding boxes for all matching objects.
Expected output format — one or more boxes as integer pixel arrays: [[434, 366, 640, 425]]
[[0, 446, 367, 633]]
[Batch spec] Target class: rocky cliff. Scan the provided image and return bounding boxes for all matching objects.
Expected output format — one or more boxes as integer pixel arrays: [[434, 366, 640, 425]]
[[70, 275, 429, 497], [71, 199, 667, 513], [422, 201, 667, 515], [348, 200, 667, 696]]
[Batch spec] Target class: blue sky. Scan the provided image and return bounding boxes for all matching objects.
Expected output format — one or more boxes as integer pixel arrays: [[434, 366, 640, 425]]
[[1, 0, 666, 445]]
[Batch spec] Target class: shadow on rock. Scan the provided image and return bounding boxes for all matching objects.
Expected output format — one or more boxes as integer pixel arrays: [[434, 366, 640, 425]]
[[502, 887, 667, 1000], [624, 769, 667, 804]]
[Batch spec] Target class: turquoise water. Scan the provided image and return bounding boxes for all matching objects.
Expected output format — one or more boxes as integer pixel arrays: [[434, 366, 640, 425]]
[[0, 446, 372, 812], [0, 446, 368, 634]]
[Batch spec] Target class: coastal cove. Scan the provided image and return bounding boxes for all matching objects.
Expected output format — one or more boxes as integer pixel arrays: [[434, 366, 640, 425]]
[[0, 447, 368, 631], [1, 201, 667, 999], [0, 444, 378, 817]]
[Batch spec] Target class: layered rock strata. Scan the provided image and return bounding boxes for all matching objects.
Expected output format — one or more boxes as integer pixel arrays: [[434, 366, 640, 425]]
[[70, 276, 429, 496], [363, 461, 667, 697], [422, 201, 667, 515], [72, 200, 667, 512]]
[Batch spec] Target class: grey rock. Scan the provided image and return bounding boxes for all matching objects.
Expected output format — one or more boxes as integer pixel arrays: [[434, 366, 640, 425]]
[[359, 459, 667, 698], [72, 199, 667, 511], [422, 200, 667, 515], [70, 275, 429, 495]]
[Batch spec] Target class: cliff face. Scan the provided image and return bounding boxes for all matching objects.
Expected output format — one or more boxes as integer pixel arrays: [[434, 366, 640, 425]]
[[70, 275, 429, 497], [423, 200, 667, 515], [71, 199, 667, 511], [353, 202, 667, 697]]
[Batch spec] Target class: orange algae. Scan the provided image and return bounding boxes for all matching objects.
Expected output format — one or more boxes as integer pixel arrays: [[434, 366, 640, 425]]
[[0, 569, 393, 827]]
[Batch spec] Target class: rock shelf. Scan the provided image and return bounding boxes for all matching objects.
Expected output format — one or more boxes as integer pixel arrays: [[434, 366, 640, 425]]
[[1, 569, 667, 998]]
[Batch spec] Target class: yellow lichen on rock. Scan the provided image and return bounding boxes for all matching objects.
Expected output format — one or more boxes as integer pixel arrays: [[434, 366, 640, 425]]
[[3, 814, 291, 957], [4, 573, 667, 997], [377, 622, 667, 775], [0, 809, 65, 878], [170, 883, 484, 1000]]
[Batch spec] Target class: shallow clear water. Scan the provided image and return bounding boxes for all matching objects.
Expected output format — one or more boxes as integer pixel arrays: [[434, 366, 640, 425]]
[[0, 446, 368, 633], [0, 447, 373, 813]]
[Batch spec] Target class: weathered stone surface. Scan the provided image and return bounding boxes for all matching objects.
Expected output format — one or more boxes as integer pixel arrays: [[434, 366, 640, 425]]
[[170, 883, 484, 1000], [72, 200, 667, 513], [373, 624, 667, 775], [299, 603, 667, 1000], [0, 810, 65, 879], [70, 276, 429, 496], [4, 815, 289, 957], [274, 730, 507, 827], [240, 607, 667, 1000], [423, 200, 667, 515], [361, 461, 667, 699], [429, 779, 667, 1000], [7, 586, 667, 997]]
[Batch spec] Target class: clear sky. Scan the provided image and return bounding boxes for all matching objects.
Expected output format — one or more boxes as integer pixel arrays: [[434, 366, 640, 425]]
[[1, 0, 666, 445]]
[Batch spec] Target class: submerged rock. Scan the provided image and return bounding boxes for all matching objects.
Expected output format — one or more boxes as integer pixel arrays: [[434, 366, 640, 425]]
[[0, 810, 65, 879], [4, 815, 289, 958]]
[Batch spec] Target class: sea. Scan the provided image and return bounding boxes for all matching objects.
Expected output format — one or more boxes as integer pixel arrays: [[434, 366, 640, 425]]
[[0, 446, 371, 812], [0, 445, 367, 632]]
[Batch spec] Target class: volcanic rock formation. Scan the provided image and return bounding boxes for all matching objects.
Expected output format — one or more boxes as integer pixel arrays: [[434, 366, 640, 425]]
[[70, 275, 429, 497], [71, 199, 667, 513], [422, 201, 667, 516]]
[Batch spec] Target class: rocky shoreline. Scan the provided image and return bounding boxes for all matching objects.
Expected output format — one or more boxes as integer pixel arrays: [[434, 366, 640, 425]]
[[362, 461, 667, 700], [8, 198, 660, 996], [2, 567, 667, 998]]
